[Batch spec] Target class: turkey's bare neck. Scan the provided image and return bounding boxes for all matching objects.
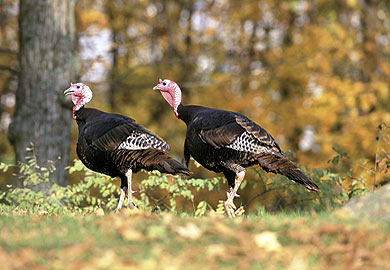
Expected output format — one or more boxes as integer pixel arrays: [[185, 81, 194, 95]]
[[73, 100, 86, 119], [73, 106, 80, 120]]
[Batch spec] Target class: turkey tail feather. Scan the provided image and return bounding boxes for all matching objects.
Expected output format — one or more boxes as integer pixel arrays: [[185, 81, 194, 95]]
[[113, 149, 191, 176], [257, 153, 320, 192], [151, 157, 192, 175]]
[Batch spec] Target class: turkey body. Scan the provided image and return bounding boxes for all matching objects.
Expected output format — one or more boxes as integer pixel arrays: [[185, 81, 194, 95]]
[[178, 104, 319, 192], [181, 106, 264, 172], [154, 78, 319, 216]]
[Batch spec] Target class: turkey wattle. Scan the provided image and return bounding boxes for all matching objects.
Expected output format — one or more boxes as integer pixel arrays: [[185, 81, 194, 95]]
[[153, 79, 320, 216], [64, 82, 191, 211]]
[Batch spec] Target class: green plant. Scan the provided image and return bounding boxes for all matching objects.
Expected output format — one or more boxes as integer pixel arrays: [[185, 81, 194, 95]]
[[0, 157, 118, 215], [244, 165, 349, 213], [135, 171, 224, 216], [2, 147, 374, 216], [0, 156, 224, 216]]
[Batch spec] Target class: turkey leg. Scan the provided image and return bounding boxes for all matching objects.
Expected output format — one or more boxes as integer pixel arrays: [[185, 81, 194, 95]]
[[126, 169, 136, 209], [116, 187, 126, 212]]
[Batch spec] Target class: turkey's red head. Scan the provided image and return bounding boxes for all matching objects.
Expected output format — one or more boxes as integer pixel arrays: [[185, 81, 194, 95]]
[[153, 79, 182, 117], [64, 82, 93, 119]]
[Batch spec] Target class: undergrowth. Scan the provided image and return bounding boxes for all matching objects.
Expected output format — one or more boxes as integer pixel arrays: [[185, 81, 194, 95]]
[[0, 152, 357, 216]]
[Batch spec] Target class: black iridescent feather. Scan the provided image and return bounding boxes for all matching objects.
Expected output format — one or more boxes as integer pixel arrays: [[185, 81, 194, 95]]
[[74, 107, 191, 190], [177, 104, 319, 192]]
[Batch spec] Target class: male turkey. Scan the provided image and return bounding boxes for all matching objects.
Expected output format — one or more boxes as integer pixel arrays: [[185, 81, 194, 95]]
[[153, 79, 320, 216], [64, 82, 191, 211]]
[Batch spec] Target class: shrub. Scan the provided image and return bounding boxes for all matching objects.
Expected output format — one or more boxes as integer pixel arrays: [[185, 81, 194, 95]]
[[0, 151, 366, 216]]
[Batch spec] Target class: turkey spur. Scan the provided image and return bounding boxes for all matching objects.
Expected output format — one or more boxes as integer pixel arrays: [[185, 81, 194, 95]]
[[65, 83, 191, 211], [153, 79, 319, 216]]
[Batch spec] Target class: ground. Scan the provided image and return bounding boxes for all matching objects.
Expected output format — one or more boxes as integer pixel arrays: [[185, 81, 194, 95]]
[[0, 209, 389, 270]]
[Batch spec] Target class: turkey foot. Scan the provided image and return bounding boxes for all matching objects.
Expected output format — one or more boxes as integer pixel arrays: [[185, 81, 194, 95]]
[[126, 190, 137, 209], [224, 202, 245, 217], [224, 171, 245, 217], [224, 198, 237, 217]]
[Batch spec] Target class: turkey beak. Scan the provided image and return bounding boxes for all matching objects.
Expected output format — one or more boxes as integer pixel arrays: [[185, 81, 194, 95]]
[[153, 79, 162, 90], [64, 87, 74, 96]]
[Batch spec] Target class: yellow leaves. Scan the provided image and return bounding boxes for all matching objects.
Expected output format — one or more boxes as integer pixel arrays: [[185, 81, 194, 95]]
[[76, 9, 108, 32], [254, 231, 282, 252], [371, 81, 389, 100], [314, 53, 332, 74], [346, 0, 357, 7], [360, 94, 376, 113], [329, 22, 348, 40], [345, 93, 356, 109]]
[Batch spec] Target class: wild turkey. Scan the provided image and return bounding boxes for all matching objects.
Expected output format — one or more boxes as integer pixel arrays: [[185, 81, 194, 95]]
[[153, 79, 319, 216], [64, 82, 191, 211]]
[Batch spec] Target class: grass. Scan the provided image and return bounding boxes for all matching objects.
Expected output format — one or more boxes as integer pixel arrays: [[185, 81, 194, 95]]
[[0, 209, 389, 270]]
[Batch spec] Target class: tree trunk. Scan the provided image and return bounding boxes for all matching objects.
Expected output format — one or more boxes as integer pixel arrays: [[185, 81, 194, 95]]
[[8, 0, 76, 187]]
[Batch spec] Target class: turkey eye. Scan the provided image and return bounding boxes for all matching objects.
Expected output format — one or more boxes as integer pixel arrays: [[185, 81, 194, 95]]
[[162, 82, 166, 86], [77, 85, 80, 89]]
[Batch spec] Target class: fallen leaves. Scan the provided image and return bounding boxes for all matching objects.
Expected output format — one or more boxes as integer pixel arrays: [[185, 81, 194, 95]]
[[254, 231, 282, 252], [176, 222, 202, 240], [206, 244, 226, 259], [0, 212, 389, 270], [118, 225, 144, 242]]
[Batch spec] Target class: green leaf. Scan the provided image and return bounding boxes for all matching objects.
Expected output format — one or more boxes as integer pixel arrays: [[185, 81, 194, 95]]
[[332, 156, 339, 165], [194, 201, 207, 217], [102, 190, 110, 197]]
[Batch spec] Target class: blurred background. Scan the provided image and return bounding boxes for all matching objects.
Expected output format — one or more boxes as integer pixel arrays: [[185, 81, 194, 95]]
[[0, 0, 389, 211]]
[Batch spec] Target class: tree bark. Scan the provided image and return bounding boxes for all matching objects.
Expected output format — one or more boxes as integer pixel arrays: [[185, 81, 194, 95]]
[[8, 0, 76, 187]]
